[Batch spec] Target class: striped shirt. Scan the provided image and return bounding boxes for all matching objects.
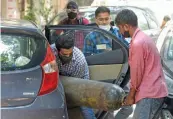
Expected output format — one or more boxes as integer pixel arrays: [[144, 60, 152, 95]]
[[51, 45, 89, 79], [83, 27, 129, 56]]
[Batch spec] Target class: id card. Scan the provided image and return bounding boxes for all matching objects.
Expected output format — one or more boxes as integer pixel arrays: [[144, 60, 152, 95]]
[[96, 44, 106, 50]]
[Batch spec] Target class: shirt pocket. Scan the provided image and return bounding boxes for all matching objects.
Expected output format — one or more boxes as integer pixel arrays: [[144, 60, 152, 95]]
[[96, 43, 112, 53]]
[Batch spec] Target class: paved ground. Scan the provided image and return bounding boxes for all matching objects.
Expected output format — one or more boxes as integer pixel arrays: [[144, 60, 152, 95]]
[[113, 105, 136, 119]]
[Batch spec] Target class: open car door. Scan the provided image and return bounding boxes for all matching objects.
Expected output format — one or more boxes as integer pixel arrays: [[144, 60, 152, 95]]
[[45, 25, 130, 118]]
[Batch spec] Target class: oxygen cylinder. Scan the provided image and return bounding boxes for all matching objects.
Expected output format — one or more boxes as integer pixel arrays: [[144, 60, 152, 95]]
[[60, 76, 125, 111]]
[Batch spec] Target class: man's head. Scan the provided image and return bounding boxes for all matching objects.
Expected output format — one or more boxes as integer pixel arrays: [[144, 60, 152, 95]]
[[163, 15, 171, 22], [160, 15, 171, 29], [95, 6, 111, 31], [55, 31, 74, 64], [115, 9, 138, 38], [66, 1, 78, 19]]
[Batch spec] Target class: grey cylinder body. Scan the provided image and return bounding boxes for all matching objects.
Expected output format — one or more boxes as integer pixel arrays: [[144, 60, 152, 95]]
[[60, 76, 125, 111]]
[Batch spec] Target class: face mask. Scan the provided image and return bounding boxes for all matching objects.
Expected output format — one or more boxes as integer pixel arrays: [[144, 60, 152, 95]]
[[59, 53, 73, 64], [99, 25, 111, 31], [68, 12, 77, 19], [123, 31, 130, 38]]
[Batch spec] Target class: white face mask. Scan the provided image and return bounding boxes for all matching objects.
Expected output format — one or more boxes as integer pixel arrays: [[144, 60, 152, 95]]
[[99, 25, 111, 31]]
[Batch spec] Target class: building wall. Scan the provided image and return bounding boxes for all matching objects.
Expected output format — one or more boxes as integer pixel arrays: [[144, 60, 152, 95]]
[[53, 0, 68, 13], [35, 0, 68, 25], [0, 0, 67, 19], [1, 0, 20, 19], [1, 0, 7, 18]]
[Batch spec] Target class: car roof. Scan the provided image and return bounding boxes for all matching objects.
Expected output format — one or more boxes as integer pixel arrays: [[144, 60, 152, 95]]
[[79, 6, 150, 12], [0, 19, 38, 29]]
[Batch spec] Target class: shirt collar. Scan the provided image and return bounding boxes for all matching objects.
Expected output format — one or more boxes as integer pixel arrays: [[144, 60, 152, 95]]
[[72, 47, 76, 61], [132, 28, 140, 41], [110, 26, 114, 32]]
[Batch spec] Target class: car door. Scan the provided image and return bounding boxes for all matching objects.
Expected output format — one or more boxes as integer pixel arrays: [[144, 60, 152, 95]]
[[159, 26, 173, 117], [45, 25, 130, 87], [160, 29, 173, 78]]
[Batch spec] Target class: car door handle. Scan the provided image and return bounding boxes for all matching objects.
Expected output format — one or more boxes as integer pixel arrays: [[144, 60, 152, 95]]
[[114, 73, 126, 85]]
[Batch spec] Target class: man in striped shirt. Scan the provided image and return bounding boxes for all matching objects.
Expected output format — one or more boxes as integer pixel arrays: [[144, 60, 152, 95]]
[[51, 31, 96, 119], [83, 6, 129, 56]]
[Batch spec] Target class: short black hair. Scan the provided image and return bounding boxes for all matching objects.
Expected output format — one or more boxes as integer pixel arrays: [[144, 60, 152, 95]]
[[66, 1, 78, 9], [163, 15, 171, 22], [115, 9, 138, 27], [55, 31, 75, 51], [95, 6, 110, 17]]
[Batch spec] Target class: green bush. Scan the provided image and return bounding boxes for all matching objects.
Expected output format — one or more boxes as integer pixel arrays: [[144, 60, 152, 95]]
[[23, 7, 36, 22]]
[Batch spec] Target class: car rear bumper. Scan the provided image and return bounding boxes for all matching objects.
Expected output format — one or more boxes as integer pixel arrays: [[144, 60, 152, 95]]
[[1, 81, 69, 119]]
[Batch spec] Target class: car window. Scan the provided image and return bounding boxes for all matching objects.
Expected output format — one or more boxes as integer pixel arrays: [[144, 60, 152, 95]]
[[161, 30, 173, 73], [49, 28, 123, 57], [83, 30, 114, 56], [145, 13, 158, 29], [0, 34, 46, 71], [47, 26, 129, 86], [133, 10, 149, 30], [50, 29, 90, 50]]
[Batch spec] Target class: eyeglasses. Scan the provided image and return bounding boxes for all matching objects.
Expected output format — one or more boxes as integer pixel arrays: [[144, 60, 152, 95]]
[[66, 9, 78, 13]]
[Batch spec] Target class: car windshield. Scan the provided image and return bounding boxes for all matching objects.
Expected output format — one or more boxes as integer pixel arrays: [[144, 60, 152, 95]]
[[0, 33, 46, 71]]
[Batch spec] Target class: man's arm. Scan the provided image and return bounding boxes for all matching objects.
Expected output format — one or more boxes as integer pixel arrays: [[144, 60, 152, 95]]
[[129, 41, 145, 97], [83, 33, 94, 56], [130, 43, 145, 91], [125, 41, 145, 105], [71, 59, 89, 80]]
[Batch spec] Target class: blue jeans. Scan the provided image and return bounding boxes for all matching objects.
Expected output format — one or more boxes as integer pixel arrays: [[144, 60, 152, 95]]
[[133, 98, 164, 119], [114, 83, 133, 119], [114, 106, 133, 119], [80, 107, 96, 119]]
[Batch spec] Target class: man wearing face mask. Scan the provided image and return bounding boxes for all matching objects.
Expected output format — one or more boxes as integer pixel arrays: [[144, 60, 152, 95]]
[[51, 31, 96, 119], [83, 6, 133, 119], [57, 1, 89, 51], [83, 6, 129, 56], [115, 9, 168, 119], [59, 1, 89, 25]]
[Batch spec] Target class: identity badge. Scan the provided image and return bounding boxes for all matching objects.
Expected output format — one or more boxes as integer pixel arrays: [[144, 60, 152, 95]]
[[96, 44, 106, 50]]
